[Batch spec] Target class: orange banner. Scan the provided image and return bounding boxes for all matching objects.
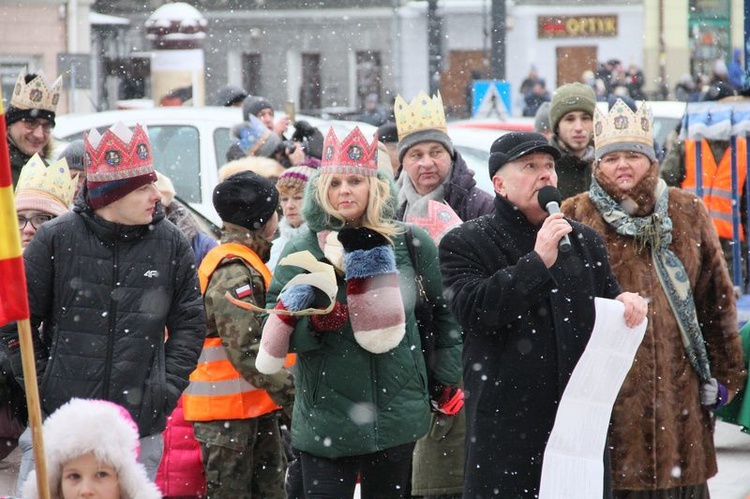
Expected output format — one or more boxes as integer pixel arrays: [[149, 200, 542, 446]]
[[0, 87, 29, 326]]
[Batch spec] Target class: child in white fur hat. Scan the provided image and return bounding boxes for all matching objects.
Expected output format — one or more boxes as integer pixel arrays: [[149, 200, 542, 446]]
[[22, 398, 161, 499]]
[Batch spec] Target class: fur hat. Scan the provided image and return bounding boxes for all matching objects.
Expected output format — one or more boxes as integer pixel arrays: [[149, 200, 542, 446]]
[[549, 82, 597, 133], [242, 95, 273, 122], [213, 171, 279, 231], [276, 165, 316, 194], [22, 398, 161, 499]]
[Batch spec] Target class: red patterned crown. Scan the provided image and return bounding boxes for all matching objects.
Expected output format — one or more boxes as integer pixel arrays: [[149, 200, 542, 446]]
[[84, 122, 155, 182], [320, 127, 378, 177]]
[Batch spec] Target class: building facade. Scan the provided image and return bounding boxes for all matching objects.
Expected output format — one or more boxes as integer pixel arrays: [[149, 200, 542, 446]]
[[0, 0, 745, 117]]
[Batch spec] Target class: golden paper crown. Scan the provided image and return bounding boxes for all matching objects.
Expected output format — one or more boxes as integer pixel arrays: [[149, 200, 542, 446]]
[[594, 99, 655, 160], [11, 71, 62, 112], [15, 154, 77, 212], [393, 91, 447, 141]]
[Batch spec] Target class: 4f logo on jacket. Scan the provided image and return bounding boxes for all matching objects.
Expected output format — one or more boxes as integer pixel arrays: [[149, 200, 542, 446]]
[[143, 270, 159, 278]]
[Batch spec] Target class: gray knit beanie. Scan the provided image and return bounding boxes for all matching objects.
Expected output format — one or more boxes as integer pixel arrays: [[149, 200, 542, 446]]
[[549, 83, 596, 133], [397, 129, 454, 164]]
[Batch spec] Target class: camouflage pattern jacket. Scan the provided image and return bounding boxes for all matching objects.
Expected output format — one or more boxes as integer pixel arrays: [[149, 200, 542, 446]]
[[202, 225, 294, 416]]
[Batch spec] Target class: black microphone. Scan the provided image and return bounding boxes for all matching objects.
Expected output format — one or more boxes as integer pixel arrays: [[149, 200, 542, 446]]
[[537, 186, 571, 253]]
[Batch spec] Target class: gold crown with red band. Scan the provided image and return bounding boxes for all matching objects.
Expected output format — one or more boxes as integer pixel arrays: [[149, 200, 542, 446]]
[[11, 70, 62, 112], [320, 127, 378, 177], [84, 122, 155, 182]]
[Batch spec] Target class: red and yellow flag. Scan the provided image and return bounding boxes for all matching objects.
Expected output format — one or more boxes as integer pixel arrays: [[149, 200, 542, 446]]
[[0, 87, 29, 326]]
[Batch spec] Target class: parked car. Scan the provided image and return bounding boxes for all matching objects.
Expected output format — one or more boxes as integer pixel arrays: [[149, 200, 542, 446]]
[[446, 123, 528, 195], [53, 106, 375, 227]]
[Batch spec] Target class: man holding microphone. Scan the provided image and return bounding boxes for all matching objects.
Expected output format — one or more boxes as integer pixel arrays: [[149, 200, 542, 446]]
[[438, 131, 647, 498]]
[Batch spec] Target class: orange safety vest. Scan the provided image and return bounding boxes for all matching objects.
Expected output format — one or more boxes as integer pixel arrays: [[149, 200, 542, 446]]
[[683, 137, 747, 241], [183, 243, 295, 422]]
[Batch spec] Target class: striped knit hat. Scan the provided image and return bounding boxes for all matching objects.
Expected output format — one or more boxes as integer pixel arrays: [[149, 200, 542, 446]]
[[276, 165, 316, 194]]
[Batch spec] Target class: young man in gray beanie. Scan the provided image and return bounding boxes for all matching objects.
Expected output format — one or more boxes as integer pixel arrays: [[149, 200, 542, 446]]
[[548, 82, 597, 200]]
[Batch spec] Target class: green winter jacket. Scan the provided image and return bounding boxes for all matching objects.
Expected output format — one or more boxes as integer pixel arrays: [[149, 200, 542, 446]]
[[266, 223, 462, 459]]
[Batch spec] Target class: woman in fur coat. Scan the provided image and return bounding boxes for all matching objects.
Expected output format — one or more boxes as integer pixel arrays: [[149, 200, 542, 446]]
[[562, 99, 746, 498]]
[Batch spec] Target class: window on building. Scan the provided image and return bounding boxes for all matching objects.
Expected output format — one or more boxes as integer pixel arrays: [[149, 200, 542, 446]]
[[0, 59, 33, 107], [242, 53, 262, 96], [356, 51, 382, 106], [300, 53, 321, 112]]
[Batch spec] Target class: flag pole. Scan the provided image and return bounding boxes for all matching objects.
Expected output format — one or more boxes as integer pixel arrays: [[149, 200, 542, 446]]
[[17, 318, 50, 499]]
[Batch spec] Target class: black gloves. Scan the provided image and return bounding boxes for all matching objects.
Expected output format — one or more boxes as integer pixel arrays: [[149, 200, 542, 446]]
[[337, 227, 389, 252]]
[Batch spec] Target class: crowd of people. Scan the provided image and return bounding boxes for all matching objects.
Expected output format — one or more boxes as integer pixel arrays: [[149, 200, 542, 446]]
[[520, 54, 748, 117], [0, 59, 749, 499]]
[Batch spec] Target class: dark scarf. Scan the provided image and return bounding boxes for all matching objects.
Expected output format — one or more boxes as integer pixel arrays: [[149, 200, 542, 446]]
[[589, 163, 712, 382]]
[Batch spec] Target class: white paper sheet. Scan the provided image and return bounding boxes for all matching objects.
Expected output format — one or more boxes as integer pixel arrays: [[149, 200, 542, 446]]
[[539, 297, 647, 499]]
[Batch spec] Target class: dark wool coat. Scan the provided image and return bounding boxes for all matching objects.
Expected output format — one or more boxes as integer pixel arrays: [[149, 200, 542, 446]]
[[395, 151, 495, 222], [439, 194, 621, 498], [0, 191, 205, 437], [562, 165, 746, 491]]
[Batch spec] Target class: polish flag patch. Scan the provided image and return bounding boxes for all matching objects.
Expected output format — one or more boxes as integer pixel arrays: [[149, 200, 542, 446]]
[[235, 284, 252, 299]]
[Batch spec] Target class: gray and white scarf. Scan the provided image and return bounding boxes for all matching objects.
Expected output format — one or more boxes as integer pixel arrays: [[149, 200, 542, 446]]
[[396, 166, 451, 221]]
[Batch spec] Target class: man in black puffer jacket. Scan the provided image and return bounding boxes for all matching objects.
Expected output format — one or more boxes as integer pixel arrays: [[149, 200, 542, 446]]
[[0, 121, 205, 490]]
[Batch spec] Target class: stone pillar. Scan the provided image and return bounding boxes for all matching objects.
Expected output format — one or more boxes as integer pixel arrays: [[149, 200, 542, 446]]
[[145, 2, 206, 106]]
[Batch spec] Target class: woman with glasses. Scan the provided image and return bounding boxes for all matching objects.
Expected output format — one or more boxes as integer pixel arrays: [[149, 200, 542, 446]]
[[15, 153, 77, 248]]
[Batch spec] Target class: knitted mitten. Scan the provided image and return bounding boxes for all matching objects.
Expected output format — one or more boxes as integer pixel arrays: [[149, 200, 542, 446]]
[[338, 227, 406, 353], [256, 284, 315, 374]]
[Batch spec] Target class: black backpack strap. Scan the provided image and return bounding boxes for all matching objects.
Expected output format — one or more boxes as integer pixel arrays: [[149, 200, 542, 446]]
[[405, 225, 427, 302]]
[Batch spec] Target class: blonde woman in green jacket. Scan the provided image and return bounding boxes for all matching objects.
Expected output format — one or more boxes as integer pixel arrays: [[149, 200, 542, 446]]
[[262, 127, 462, 498]]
